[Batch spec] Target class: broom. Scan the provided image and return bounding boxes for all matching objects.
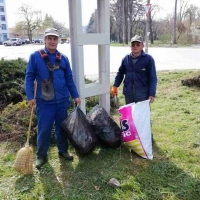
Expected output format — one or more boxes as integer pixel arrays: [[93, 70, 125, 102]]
[[14, 82, 37, 175]]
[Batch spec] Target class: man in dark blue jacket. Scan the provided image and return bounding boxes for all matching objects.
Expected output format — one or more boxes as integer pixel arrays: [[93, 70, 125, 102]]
[[111, 35, 157, 104], [25, 27, 81, 169]]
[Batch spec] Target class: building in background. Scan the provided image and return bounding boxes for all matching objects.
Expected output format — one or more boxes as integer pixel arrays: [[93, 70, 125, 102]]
[[0, 0, 8, 42]]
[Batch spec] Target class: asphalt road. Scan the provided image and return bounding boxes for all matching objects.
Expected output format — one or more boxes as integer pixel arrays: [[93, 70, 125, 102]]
[[0, 43, 200, 78]]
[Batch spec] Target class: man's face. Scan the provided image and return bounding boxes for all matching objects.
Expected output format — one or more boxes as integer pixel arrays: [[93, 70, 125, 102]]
[[131, 41, 144, 55], [45, 35, 59, 52]]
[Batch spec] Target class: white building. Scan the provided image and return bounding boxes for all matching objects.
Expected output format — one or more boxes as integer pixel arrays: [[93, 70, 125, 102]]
[[0, 0, 8, 42]]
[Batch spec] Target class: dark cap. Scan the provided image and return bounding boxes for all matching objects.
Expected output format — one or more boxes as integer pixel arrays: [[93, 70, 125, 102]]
[[130, 35, 143, 43], [44, 28, 59, 37]]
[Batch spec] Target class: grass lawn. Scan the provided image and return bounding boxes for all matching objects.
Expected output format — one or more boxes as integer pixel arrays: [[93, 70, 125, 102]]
[[110, 41, 192, 48], [0, 70, 200, 200]]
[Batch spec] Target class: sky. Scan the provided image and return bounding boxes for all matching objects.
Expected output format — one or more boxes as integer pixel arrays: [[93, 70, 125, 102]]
[[5, 0, 200, 28], [5, 0, 97, 28], [152, 0, 200, 19]]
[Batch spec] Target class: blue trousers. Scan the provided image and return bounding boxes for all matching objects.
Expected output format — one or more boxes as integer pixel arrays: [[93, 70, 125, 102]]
[[36, 101, 69, 159]]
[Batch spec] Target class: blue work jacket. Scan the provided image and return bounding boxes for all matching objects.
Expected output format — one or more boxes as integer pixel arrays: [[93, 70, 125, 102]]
[[113, 50, 157, 99], [25, 47, 79, 104]]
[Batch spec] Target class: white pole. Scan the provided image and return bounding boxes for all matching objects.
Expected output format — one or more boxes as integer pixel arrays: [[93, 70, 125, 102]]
[[145, 20, 149, 53]]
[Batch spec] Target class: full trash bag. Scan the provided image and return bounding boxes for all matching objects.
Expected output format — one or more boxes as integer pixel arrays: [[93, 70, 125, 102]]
[[118, 100, 153, 159], [86, 105, 122, 148], [61, 106, 98, 155]]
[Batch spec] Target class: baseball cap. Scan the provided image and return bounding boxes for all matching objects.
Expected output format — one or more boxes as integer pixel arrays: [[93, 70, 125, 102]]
[[44, 28, 59, 37], [130, 35, 143, 43]]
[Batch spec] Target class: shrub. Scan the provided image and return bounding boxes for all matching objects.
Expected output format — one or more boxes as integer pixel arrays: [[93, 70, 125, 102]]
[[0, 58, 27, 106]]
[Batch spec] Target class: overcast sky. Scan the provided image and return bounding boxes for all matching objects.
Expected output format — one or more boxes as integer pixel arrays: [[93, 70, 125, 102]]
[[5, 0, 200, 28], [5, 0, 96, 28]]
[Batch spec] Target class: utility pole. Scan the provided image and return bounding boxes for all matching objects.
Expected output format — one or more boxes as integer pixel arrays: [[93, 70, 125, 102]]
[[145, 0, 151, 53]]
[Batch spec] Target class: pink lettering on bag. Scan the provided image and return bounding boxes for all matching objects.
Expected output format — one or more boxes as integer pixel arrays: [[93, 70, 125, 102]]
[[119, 105, 139, 142]]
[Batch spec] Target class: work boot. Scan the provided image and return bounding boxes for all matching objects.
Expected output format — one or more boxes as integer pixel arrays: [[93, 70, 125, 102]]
[[59, 152, 73, 161], [35, 157, 47, 169]]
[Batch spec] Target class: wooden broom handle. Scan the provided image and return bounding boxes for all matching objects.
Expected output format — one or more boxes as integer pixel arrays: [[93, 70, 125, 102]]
[[26, 81, 37, 145]]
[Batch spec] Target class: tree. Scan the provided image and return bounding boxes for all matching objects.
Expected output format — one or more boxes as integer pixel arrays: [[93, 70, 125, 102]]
[[126, 0, 145, 43], [111, 0, 145, 44], [86, 9, 97, 33], [17, 4, 42, 42], [110, 10, 118, 42], [41, 14, 54, 32], [176, 0, 189, 41], [149, 3, 161, 44], [173, 0, 178, 44], [185, 5, 200, 42]]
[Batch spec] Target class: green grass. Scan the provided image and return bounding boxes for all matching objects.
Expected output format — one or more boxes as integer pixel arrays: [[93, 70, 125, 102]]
[[110, 42, 130, 47], [110, 41, 193, 48], [0, 70, 200, 200]]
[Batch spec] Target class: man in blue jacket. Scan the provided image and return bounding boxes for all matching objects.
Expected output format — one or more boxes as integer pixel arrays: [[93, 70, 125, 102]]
[[111, 35, 157, 104], [25, 27, 81, 169]]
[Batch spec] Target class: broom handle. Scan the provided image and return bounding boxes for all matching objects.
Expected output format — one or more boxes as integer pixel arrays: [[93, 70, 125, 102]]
[[26, 81, 37, 145]]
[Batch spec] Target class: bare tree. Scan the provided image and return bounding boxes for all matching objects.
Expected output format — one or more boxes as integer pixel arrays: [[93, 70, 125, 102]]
[[148, 4, 161, 43], [177, 0, 189, 40], [108, 0, 145, 44], [185, 5, 200, 42], [17, 4, 42, 42], [127, 0, 145, 42]]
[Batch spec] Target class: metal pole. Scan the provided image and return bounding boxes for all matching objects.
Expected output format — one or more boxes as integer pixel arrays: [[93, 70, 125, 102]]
[[145, 19, 149, 53]]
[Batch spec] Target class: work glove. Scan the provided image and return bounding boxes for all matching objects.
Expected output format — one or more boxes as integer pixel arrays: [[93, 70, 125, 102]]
[[111, 86, 118, 97]]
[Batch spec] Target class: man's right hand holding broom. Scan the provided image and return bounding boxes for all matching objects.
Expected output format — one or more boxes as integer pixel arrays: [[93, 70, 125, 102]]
[[28, 99, 36, 107]]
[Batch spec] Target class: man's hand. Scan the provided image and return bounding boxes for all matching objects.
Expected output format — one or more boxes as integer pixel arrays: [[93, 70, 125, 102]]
[[149, 96, 155, 103], [74, 98, 81, 105], [111, 86, 118, 97], [28, 99, 36, 107]]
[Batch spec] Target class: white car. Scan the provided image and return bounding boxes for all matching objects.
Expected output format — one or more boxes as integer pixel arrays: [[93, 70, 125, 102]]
[[3, 38, 22, 46]]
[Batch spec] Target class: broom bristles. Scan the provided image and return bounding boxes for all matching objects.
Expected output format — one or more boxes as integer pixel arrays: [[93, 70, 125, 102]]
[[14, 144, 33, 175]]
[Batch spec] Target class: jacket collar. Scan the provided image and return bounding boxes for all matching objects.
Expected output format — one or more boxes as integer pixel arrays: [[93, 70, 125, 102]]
[[44, 47, 58, 55], [130, 50, 146, 58]]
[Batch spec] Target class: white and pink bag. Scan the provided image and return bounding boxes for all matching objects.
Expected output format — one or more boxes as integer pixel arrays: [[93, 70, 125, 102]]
[[118, 100, 153, 159]]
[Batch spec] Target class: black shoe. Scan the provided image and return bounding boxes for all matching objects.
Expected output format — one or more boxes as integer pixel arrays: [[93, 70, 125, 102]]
[[35, 157, 47, 169], [59, 152, 73, 161]]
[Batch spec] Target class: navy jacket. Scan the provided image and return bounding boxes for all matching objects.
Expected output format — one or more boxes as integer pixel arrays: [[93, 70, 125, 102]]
[[25, 47, 79, 104], [113, 50, 157, 99]]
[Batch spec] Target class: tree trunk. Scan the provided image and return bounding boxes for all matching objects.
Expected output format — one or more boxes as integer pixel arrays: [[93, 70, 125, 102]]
[[173, 0, 177, 44], [122, 0, 125, 45]]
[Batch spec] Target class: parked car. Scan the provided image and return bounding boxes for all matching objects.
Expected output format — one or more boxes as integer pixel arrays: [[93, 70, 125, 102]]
[[24, 39, 31, 44], [3, 38, 22, 46], [60, 38, 70, 44], [33, 39, 43, 43], [20, 39, 26, 44]]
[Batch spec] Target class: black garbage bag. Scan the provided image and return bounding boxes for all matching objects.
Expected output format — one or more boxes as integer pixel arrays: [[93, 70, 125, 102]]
[[61, 106, 98, 155], [86, 105, 122, 148]]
